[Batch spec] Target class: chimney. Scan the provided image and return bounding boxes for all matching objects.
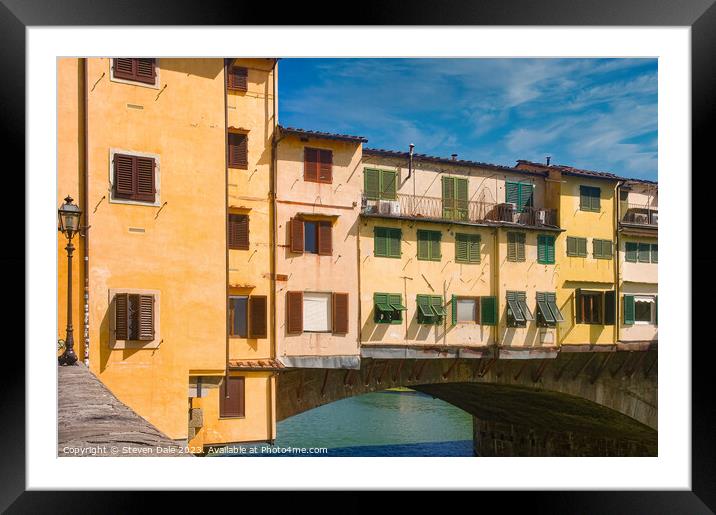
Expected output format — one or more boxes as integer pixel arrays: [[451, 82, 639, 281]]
[[407, 143, 414, 180], [546, 156, 551, 166], [451, 153, 458, 161]]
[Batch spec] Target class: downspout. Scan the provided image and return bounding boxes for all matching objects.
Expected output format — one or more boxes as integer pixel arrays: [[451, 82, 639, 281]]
[[224, 59, 230, 370], [269, 58, 279, 443], [493, 227, 500, 352], [614, 180, 623, 345], [81, 58, 90, 367]]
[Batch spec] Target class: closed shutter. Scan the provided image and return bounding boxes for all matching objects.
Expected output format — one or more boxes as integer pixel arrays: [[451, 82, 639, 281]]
[[537, 235, 547, 263], [623, 295, 635, 325], [332, 293, 349, 333], [318, 221, 332, 256], [604, 291, 616, 325], [451, 294, 458, 325], [468, 235, 480, 263], [442, 176, 455, 219], [286, 291, 303, 333], [625, 242, 638, 262], [220, 376, 245, 418], [516, 233, 525, 261], [228, 214, 249, 250], [113, 58, 135, 80], [135, 157, 156, 202], [248, 296, 267, 338], [290, 218, 304, 253], [567, 236, 577, 257], [575, 289, 583, 324], [382, 170, 397, 199], [593, 239, 602, 258], [480, 296, 497, 326], [113, 154, 135, 198], [506, 181, 519, 205], [520, 183, 534, 210], [580, 186, 590, 211], [318, 150, 333, 183], [455, 234, 469, 263], [651, 244, 658, 263], [304, 148, 319, 182], [114, 293, 129, 340], [577, 238, 587, 257], [507, 233, 517, 261], [456, 178, 468, 219], [388, 228, 401, 258], [431, 231, 441, 260], [228, 133, 248, 169], [364, 169, 381, 200], [137, 294, 155, 340], [227, 65, 248, 92], [417, 230, 430, 260], [135, 58, 156, 84], [374, 227, 388, 257], [638, 243, 651, 263]]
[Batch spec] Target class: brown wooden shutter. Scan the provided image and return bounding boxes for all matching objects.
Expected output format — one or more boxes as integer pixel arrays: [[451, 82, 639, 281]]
[[220, 376, 245, 417], [304, 148, 319, 182], [332, 293, 349, 334], [114, 293, 129, 340], [248, 296, 267, 338], [135, 156, 156, 202], [318, 149, 333, 183], [134, 59, 156, 84], [137, 294, 155, 341], [113, 58, 135, 80], [290, 218, 304, 253], [318, 221, 332, 256], [228, 133, 248, 169], [113, 154, 135, 198], [286, 291, 303, 334], [228, 214, 249, 250], [227, 65, 248, 92]]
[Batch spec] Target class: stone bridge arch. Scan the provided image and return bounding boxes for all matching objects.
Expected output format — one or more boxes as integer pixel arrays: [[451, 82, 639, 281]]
[[275, 349, 657, 456]]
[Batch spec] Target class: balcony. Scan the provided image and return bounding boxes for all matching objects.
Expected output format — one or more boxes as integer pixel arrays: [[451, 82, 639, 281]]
[[621, 203, 658, 227], [361, 194, 558, 228]]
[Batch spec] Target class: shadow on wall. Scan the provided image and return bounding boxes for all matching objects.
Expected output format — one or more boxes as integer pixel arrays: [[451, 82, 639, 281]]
[[157, 58, 224, 80]]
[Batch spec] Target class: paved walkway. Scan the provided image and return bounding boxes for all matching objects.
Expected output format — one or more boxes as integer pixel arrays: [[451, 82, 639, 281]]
[[58, 364, 189, 457]]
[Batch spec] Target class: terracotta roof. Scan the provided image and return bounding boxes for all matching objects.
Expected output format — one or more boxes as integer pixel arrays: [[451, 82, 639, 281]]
[[515, 159, 624, 181], [228, 359, 285, 371], [278, 126, 368, 143], [364, 148, 545, 176]]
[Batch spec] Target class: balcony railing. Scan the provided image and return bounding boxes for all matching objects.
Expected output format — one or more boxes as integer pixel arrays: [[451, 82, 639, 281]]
[[621, 203, 658, 226], [361, 193, 558, 228]]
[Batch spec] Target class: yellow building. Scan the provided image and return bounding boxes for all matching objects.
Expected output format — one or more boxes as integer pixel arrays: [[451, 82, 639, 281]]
[[57, 57, 277, 450], [359, 149, 564, 360], [516, 160, 621, 347]]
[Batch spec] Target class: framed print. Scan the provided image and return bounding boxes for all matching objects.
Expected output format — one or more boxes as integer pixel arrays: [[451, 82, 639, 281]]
[[5, 0, 714, 511]]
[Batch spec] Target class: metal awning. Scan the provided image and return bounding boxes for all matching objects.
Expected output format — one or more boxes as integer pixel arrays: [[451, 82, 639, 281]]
[[536, 298, 556, 323], [547, 298, 565, 322], [507, 298, 525, 322]]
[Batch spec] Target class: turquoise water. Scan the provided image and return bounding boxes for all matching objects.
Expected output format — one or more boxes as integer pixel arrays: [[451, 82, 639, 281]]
[[222, 390, 474, 457]]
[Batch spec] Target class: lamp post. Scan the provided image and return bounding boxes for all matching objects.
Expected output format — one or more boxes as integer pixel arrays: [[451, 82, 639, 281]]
[[58, 196, 82, 366]]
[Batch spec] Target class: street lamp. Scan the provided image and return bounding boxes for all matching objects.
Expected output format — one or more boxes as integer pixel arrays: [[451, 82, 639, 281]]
[[58, 196, 82, 366]]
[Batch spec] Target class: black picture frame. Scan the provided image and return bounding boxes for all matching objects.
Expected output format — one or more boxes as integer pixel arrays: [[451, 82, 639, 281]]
[[4, 0, 713, 511]]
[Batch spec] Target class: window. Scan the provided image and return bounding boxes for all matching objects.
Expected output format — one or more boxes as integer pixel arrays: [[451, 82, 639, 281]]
[[364, 168, 398, 200], [537, 235, 555, 264], [229, 295, 267, 338], [625, 242, 638, 262], [304, 148, 333, 183], [374, 227, 401, 258], [228, 214, 249, 250], [226, 61, 248, 92], [451, 296, 480, 324], [506, 291, 534, 327], [507, 232, 526, 262], [228, 133, 248, 169], [624, 295, 657, 325], [112, 153, 156, 203], [506, 181, 534, 212], [567, 236, 588, 257], [374, 293, 407, 324], [576, 290, 603, 325], [220, 376, 245, 418], [416, 295, 445, 325], [535, 292, 564, 327], [114, 293, 155, 341], [442, 176, 469, 220], [651, 244, 658, 263], [112, 58, 156, 85], [417, 230, 441, 261], [455, 233, 481, 263], [579, 185, 601, 212], [593, 239, 613, 260], [286, 291, 348, 334], [289, 218, 332, 255], [638, 243, 651, 263]]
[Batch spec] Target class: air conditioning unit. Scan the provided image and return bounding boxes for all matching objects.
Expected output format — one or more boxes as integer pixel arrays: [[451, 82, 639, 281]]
[[632, 213, 649, 224], [535, 208, 547, 225], [389, 200, 401, 216], [362, 199, 378, 214], [378, 200, 392, 215]]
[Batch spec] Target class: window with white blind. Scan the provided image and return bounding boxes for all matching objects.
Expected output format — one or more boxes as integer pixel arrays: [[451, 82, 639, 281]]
[[303, 292, 332, 332], [456, 298, 478, 323]]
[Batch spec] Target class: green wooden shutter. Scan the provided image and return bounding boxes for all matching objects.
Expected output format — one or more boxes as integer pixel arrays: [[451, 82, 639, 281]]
[[625, 242, 637, 262], [623, 295, 635, 325], [516, 233, 525, 261], [456, 178, 468, 220], [469, 235, 481, 263], [455, 234, 468, 263], [577, 238, 587, 257], [480, 296, 497, 326], [638, 243, 650, 263], [537, 235, 546, 263], [507, 233, 516, 261], [506, 181, 519, 206], [382, 170, 397, 200], [374, 227, 387, 257], [451, 294, 457, 325], [520, 183, 534, 209], [431, 231, 441, 260], [651, 244, 658, 263], [567, 236, 576, 256], [592, 187, 601, 211], [442, 176, 455, 219], [546, 236, 555, 263], [364, 169, 381, 200], [388, 228, 401, 258], [417, 230, 429, 260], [579, 186, 590, 211]]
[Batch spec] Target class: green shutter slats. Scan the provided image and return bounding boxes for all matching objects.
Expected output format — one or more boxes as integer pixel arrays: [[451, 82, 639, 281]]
[[417, 230, 441, 261], [538, 235, 555, 264], [507, 232, 525, 262], [651, 244, 658, 263], [382, 170, 397, 200], [456, 178, 468, 220], [417, 230, 429, 260], [579, 185, 601, 212], [451, 294, 457, 325], [638, 243, 651, 263], [623, 295, 635, 325], [455, 234, 469, 263], [374, 227, 388, 257], [506, 181, 519, 205], [577, 238, 587, 257], [480, 296, 497, 326], [388, 228, 401, 257], [364, 168, 381, 200], [442, 176, 455, 219], [625, 242, 638, 262]]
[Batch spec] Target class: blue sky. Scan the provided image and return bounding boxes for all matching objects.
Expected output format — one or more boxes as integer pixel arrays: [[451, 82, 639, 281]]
[[278, 58, 657, 181]]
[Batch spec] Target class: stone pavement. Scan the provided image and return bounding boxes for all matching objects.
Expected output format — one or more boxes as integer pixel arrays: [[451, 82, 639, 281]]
[[58, 363, 190, 457]]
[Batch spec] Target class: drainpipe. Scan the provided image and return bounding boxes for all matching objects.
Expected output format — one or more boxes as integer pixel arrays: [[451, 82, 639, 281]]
[[614, 180, 623, 345], [81, 58, 90, 367], [268, 58, 279, 445], [492, 227, 500, 351], [224, 59, 230, 370]]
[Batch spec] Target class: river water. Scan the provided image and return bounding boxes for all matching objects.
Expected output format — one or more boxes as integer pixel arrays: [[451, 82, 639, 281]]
[[223, 390, 475, 457]]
